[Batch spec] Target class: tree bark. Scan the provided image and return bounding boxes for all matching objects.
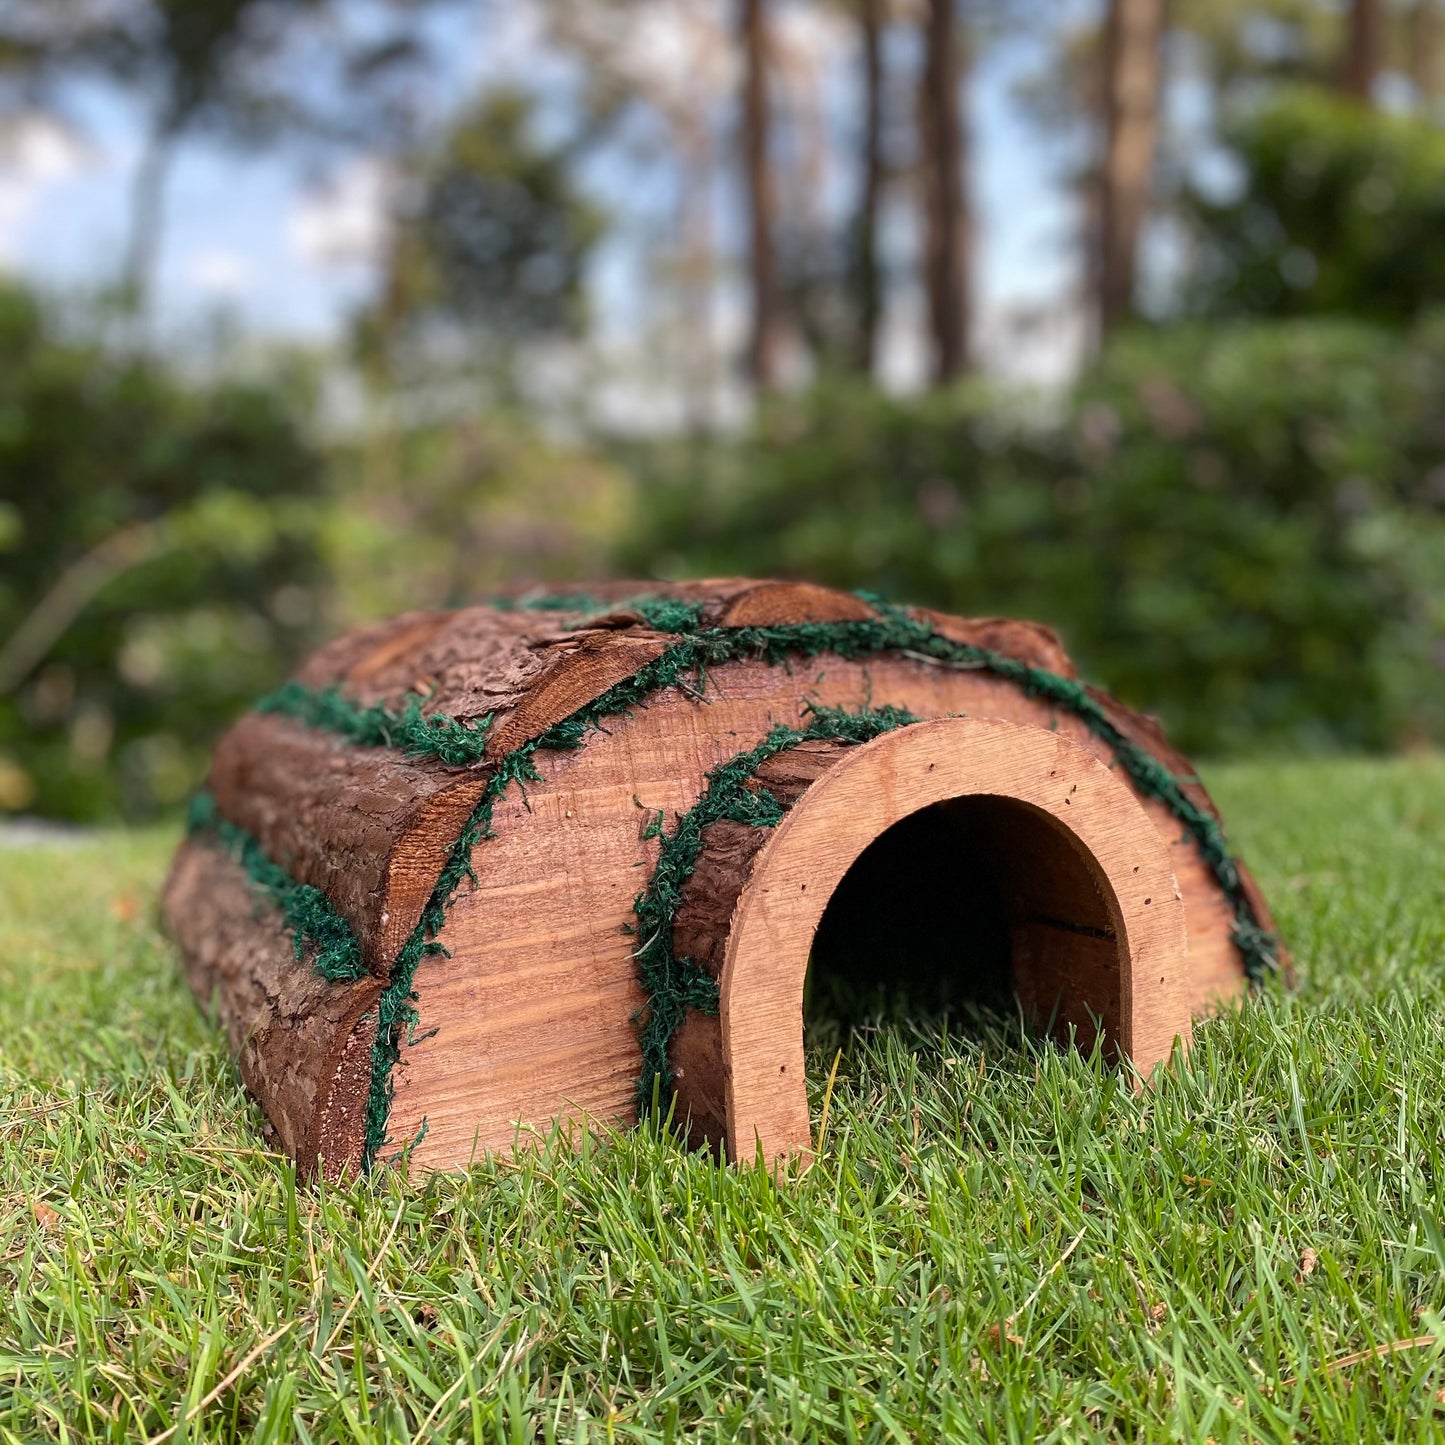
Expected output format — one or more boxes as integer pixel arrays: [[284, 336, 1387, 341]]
[[669, 739, 855, 1148], [1098, 0, 1164, 341], [854, 0, 885, 375], [1343, 0, 1383, 102], [740, 0, 780, 390], [920, 0, 969, 383], [164, 837, 384, 1180], [676, 104, 720, 432]]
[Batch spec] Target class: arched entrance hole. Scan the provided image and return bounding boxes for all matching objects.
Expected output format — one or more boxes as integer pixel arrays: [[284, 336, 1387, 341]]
[[806, 794, 1124, 1053]]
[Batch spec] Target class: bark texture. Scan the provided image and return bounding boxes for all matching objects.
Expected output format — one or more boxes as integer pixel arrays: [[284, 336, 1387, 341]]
[[856, 0, 885, 375], [1344, 0, 1383, 102], [207, 711, 489, 973], [670, 741, 856, 1147], [913, 608, 1077, 678], [165, 837, 383, 1179], [673, 741, 854, 983], [1412, 0, 1441, 105]]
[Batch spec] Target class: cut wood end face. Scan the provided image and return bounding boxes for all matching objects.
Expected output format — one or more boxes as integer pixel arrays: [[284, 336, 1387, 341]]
[[712, 718, 1191, 1167]]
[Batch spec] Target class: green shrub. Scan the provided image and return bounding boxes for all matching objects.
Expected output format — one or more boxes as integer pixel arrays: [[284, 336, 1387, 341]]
[[5, 282, 1439, 822], [0, 286, 327, 820], [622, 317, 1445, 754], [1183, 87, 1445, 322]]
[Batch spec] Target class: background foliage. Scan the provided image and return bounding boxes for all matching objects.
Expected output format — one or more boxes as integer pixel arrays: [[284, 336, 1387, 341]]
[[0, 0, 1442, 819], [1184, 88, 1445, 321], [4, 302, 1445, 816], [0, 286, 326, 820], [626, 312, 1445, 753]]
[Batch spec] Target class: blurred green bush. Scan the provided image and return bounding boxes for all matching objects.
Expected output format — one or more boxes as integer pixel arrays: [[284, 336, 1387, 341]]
[[0, 286, 328, 821], [1184, 87, 1445, 322], [624, 316, 1445, 755], [0, 283, 639, 821], [3, 281, 1441, 822], [322, 405, 637, 628]]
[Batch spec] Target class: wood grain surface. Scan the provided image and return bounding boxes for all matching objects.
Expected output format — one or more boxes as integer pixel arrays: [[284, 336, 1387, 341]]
[[715, 718, 1189, 1164], [387, 655, 1218, 1173]]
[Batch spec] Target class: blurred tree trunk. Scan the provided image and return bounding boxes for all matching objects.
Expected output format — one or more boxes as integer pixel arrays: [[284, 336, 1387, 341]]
[[740, 0, 780, 390], [119, 118, 181, 314], [1098, 0, 1163, 341], [855, 0, 884, 375], [1411, 0, 1440, 106], [675, 103, 720, 432], [920, 0, 969, 383], [1343, 0, 1383, 102]]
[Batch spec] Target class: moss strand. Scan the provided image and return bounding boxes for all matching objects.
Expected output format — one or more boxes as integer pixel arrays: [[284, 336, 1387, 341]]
[[630, 703, 922, 1112], [185, 792, 367, 984]]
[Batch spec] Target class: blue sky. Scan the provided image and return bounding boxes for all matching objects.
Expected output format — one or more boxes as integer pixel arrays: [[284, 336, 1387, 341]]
[[0, 2, 1094, 390]]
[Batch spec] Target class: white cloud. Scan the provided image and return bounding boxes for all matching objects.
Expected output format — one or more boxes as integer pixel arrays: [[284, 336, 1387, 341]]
[[190, 247, 253, 296], [0, 113, 88, 264], [287, 157, 394, 268]]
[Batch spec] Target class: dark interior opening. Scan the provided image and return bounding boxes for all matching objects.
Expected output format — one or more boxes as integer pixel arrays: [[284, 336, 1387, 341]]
[[805, 793, 1122, 1050]]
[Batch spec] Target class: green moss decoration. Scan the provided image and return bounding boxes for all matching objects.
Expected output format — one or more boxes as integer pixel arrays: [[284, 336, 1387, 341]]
[[185, 791, 367, 984], [256, 682, 494, 768], [630, 702, 922, 1113]]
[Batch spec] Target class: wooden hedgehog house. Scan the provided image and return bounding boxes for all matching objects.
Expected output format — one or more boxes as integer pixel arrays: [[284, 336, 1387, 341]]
[[164, 580, 1285, 1179]]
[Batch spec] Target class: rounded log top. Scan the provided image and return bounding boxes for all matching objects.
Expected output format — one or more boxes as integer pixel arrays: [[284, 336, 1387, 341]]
[[288, 577, 1082, 737]]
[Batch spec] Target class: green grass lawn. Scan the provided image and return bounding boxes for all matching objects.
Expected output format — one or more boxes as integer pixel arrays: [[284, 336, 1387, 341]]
[[2, 756, 1444, 1442]]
